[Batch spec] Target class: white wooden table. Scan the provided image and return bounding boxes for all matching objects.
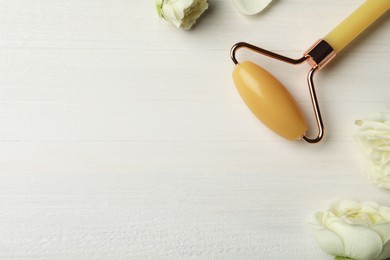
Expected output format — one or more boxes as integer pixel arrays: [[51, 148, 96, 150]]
[[0, 0, 389, 259]]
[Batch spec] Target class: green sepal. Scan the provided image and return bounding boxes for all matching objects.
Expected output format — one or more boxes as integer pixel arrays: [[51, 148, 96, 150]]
[[335, 257, 354, 260], [155, 0, 164, 18]]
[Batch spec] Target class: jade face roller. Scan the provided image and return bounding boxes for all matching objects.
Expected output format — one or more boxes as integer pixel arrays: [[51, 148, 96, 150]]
[[231, 0, 390, 143]]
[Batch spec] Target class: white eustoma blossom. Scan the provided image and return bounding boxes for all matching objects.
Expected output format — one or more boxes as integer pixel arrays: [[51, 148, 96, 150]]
[[156, 0, 208, 30], [314, 200, 390, 260], [355, 112, 390, 190], [231, 0, 272, 15]]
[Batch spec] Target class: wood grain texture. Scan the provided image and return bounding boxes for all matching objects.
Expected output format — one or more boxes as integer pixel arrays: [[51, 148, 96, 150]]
[[0, 0, 389, 259]]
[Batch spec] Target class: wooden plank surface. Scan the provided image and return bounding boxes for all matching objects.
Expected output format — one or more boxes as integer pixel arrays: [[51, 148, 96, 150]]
[[0, 0, 389, 259]]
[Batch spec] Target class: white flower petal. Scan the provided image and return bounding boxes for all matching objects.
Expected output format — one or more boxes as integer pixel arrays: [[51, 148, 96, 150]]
[[327, 220, 383, 260], [314, 228, 345, 257], [371, 223, 390, 244], [380, 206, 390, 221], [332, 200, 361, 215], [231, 0, 272, 15]]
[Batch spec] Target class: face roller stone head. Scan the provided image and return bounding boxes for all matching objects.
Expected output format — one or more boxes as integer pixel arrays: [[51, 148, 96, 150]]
[[231, 0, 390, 143]]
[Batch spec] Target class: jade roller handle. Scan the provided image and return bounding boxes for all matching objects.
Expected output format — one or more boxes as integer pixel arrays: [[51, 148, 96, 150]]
[[324, 0, 390, 53]]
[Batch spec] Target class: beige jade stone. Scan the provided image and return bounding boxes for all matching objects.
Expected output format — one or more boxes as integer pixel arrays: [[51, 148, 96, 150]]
[[232, 61, 307, 141]]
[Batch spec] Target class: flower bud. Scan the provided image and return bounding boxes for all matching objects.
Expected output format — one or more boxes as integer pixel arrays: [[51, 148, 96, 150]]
[[314, 200, 390, 260], [156, 0, 208, 30]]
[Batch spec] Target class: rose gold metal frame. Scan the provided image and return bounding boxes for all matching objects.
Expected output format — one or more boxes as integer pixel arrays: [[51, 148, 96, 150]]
[[230, 40, 336, 143]]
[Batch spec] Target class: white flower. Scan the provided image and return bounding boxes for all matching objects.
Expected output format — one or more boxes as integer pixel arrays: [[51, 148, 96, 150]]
[[231, 0, 272, 15], [314, 200, 390, 260], [155, 0, 208, 30], [355, 112, 390, 190]]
